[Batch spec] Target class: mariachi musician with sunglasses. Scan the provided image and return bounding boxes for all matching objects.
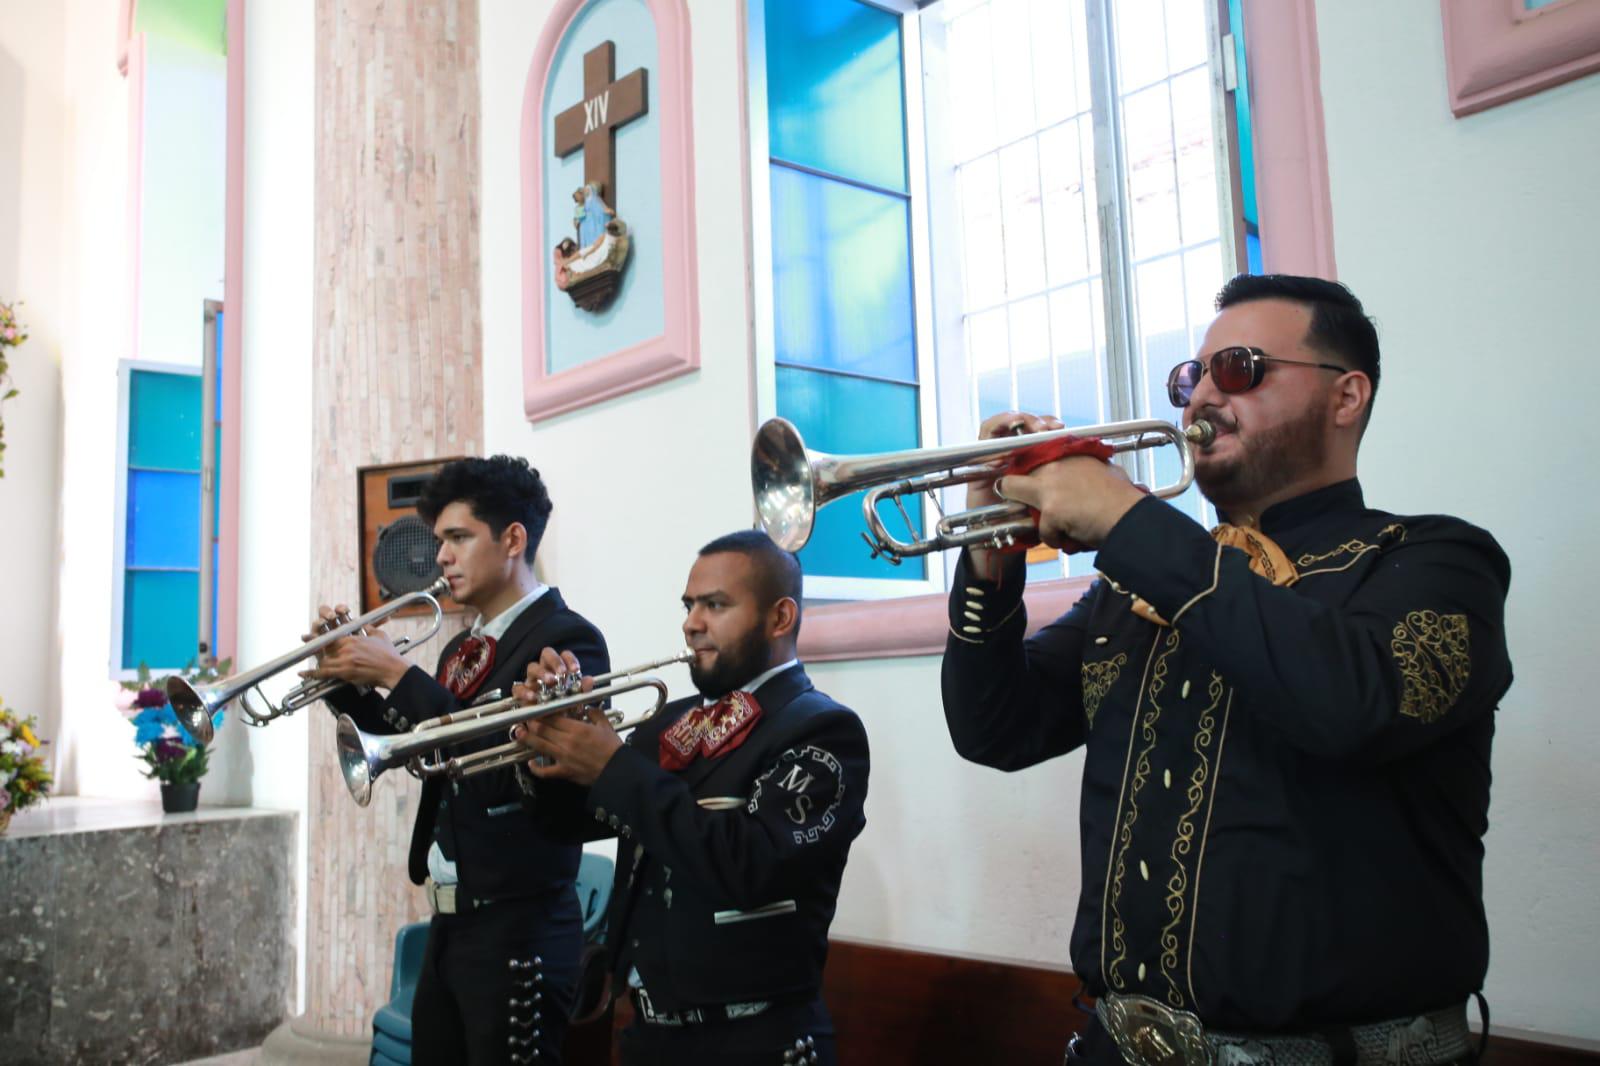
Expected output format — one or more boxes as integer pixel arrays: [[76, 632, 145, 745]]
[[941, 274, 1511, 1066]]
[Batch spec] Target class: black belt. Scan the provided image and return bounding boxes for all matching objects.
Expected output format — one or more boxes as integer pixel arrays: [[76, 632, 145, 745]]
[[629, 987, 776, 1026], [425, 878, 572, 915]]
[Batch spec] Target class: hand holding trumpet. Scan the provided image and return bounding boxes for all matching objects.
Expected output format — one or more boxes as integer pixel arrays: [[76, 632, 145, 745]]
[[964, 410, 1146, 574], [297, 603, 410, 690], [510, 647, 624, 787], [994, 435, 1146, 552]]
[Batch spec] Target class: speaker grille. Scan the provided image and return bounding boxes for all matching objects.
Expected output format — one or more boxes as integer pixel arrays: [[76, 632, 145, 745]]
[[372, 515, 442, 599]]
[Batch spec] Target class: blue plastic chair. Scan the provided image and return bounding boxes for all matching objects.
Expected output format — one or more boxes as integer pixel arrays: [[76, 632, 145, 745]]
[[371, 919, 429, 1065], [575, 852, 614, 943]]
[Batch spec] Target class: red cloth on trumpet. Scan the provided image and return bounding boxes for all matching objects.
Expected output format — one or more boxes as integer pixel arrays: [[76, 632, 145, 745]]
[[437, 635, 496, 700], [659, 690, 764, 771], [995, 435, 1119, 555]]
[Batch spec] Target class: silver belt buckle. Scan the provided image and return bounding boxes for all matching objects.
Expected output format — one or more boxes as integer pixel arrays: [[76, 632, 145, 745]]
[[1101, 994, 1213, 1066]]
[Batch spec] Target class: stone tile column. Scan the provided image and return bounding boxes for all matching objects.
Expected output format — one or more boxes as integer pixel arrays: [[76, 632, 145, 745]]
[[298, 0, 482, 1042]]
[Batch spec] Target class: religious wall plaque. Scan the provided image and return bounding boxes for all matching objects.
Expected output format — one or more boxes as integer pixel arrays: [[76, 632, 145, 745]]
[[521, 0, 699, 422]]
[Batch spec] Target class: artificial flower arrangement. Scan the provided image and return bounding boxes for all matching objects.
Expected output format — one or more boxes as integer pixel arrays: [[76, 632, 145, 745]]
[[117, 659, 231, 786], [0, 300, 27, 478], [0, 698, 53, 830]]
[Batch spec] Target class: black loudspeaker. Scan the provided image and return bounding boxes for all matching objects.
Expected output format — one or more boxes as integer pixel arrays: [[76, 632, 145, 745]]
[[357, 458, 467, 616]]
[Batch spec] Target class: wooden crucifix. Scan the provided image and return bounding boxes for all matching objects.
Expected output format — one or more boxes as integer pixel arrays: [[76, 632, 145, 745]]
[[553, 42, 649, 208]]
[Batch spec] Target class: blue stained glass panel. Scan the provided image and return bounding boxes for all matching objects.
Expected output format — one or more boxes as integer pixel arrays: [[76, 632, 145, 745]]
[[771, 167, 916, 382], [765, 0, 907, 193], [123, 570, 201, 670], [129, 370, 202, 470], [776, 367, 924, 582], [127, 470, 201, 568]]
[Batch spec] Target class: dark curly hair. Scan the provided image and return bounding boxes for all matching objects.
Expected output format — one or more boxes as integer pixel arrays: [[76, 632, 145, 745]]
[[417, 455, 552, 562]]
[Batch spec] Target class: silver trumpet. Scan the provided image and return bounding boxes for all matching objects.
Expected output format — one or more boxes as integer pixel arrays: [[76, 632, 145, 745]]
[[336, 649, 694, 807], [165, 577, 452, 745], [751, 416, 1215, 562]]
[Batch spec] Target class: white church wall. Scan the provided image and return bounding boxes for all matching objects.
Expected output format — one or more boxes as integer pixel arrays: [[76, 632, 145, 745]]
[[49, 0, 138, 797], [232, 0, 317, 1013], [1317, 1, 1600, 1044], [0, 1, 68, 773]]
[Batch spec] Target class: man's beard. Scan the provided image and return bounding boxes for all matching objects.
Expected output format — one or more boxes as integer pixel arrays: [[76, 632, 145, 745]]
[[688, 624, 772, 698], [1194, 398, 1329, 514]]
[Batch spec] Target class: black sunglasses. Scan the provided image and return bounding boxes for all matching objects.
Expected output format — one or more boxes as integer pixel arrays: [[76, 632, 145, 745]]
[[1167, 346, 1349, 408]]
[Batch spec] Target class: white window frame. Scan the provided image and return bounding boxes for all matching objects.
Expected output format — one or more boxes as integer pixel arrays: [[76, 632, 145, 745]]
[[110, 358, 205, 679], [749, 0, 1242, 602]]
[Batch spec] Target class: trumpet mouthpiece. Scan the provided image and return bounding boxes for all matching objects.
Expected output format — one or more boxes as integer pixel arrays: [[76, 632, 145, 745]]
[[1186, 420, 1216, 446]]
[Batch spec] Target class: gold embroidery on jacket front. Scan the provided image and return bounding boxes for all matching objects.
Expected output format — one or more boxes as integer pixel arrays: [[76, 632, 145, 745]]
[[1104, 630, 1179, 990], [1082, 653, 1128, 730], [1391, 610, 1470, 723], [1158, 672, 1224, 1010]]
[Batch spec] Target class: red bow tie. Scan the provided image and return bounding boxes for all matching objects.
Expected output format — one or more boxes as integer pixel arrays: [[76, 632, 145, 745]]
[[437, 634, 496, 700], [658, 691, 763, 771]]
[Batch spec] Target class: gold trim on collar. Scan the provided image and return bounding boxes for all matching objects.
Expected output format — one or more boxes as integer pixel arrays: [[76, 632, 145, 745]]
[[1296, 523, 1407, 577]]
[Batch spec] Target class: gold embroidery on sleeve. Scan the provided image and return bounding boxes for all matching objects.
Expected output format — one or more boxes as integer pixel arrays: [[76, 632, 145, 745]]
[[1082, 653, 1128, 729], [1391, 610, 1471, 723]]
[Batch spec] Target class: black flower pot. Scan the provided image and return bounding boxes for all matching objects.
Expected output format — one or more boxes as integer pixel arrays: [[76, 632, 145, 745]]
[[161, 781, 200, 813]]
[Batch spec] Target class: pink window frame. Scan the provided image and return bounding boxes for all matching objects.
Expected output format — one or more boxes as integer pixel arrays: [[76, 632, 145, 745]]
[[1441, 0, 1600, 118], [791, 0, 1337, 662], [116, 0, 245, 662], [519, 0, 700, 423]]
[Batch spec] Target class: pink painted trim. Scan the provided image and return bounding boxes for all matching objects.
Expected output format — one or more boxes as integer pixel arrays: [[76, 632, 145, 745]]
[[799, 576, 1094, 663], [521, 0, 700, 422], [1441, 0, 1600, 118], [125, 34, 146, 364], [1242, 0, 1336, 279], [217, 0, 246, 661]]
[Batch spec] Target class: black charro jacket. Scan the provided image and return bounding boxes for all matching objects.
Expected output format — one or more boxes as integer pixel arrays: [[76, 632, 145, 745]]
[[328, 587, 609, 901], [942, 481, 1512, 1031], [574, 663, 869, 1013]]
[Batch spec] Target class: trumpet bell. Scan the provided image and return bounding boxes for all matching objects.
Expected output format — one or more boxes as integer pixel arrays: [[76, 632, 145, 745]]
[[166, 675, 222, 745], [337, 715, 379, 808], [159, 575, 452, 743], [752, 417, 817, 554]]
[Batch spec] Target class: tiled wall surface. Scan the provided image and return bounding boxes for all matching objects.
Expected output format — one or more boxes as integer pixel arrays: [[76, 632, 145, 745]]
[[307, 0, 484, 1036]]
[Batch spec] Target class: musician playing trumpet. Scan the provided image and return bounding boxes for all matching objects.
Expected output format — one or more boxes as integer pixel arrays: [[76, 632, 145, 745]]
[[942, 275, 1512, 1065], [512, 531, 870, 1066], [303, 455, 608, 1066]]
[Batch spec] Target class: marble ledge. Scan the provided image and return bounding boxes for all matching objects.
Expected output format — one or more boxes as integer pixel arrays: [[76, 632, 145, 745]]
[[3, 795, 295, 839]]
